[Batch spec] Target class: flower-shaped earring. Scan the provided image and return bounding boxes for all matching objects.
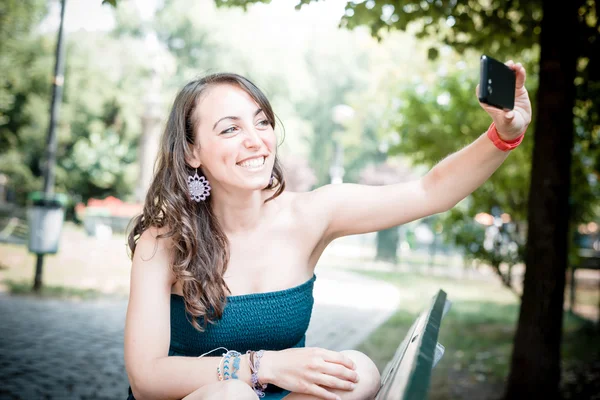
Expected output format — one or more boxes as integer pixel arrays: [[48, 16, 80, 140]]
[[188, 168, 211, 202]]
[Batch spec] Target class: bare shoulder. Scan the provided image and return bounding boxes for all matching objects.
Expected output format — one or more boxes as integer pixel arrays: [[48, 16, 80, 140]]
[[278, 189, 317, 219], [133, 225, 177, 285], [278, 188, 331, 241], [135, 225, 174, 252], [292, 186, 336, 216]]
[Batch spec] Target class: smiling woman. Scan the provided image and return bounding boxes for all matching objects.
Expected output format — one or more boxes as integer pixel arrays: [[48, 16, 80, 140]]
[[123, 59, 532, 400], [186, 82, 281, 199], [123, 73, 380, 400]]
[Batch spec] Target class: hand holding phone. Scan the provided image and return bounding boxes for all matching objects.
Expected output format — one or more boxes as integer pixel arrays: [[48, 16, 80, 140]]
[[478, 55, 516, 111], [476, 55, 532, 141]]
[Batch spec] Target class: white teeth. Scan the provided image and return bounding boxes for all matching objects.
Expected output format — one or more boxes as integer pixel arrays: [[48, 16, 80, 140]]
[[238, 156, 265, 168]]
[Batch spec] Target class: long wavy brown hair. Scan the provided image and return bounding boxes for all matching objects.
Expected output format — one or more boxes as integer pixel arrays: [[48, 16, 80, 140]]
[[127, 73, 286, 331]]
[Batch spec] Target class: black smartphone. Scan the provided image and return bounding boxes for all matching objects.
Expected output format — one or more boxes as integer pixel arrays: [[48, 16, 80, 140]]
[[479, 55, 516, 111]]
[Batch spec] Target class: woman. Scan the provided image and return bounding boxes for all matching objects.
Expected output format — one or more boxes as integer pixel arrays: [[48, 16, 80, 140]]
[[124, 63, 531, 400]]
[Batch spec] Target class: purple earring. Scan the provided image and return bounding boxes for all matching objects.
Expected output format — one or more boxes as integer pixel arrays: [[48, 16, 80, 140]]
[[188, 168, 211, 202], [269, 174, 274, 186]]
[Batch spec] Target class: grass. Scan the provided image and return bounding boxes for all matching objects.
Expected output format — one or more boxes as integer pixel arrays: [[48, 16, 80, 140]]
[[353, 270, 518, 375], [573, 285, 599, 308], [353, 269, 600, 400], [0, 222, 132, 297]]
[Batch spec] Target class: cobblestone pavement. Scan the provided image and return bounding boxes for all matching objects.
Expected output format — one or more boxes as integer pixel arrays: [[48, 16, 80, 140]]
[[0, 269, 400, 400]]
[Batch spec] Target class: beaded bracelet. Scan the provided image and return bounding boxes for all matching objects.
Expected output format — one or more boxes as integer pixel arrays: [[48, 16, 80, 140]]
[[216, 354, 226, 381], [222, 350, 241, 380], [232, 352, 241, 380], [197, 347, 229, 382], [247, 350, 268, 397]]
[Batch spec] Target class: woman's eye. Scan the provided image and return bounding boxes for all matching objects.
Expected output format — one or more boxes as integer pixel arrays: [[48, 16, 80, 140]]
[[222, 126, 238, 134], [258, 120, 269, 127]]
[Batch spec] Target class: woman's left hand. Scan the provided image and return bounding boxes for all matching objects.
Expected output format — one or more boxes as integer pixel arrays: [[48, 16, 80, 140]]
[[477, 60, 533, 140]]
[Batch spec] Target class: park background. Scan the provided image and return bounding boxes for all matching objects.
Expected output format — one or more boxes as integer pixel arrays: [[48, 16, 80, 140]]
[[0, 0, 599, 399]]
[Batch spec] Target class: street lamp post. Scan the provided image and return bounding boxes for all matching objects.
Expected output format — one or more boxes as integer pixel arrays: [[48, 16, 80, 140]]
[[33, 0, 68, 292]]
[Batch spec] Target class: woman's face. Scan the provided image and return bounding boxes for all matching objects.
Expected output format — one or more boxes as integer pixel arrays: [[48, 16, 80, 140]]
[[191, 84, 276, 193]]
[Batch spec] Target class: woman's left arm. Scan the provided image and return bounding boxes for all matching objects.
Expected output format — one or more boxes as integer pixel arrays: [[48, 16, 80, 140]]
[[310, 60, 532, 241]]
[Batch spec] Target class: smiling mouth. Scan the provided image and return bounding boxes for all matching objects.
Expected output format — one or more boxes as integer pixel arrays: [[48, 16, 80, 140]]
[[237, 156, 266, 169]]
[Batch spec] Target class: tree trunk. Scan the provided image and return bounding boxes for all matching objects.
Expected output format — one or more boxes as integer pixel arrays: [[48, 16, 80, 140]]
[[504, 0, 580, 398], [375, 227, 399, 264]]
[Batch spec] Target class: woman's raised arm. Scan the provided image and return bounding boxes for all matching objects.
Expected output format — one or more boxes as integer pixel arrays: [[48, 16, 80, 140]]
[[307, 60, 532, 242]]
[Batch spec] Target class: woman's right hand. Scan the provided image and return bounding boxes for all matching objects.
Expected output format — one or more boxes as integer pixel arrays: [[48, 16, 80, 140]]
[[258, 347, 360, 400]]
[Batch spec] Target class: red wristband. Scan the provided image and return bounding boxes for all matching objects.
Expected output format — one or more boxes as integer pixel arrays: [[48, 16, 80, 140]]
[[487, 122, 525, 152]]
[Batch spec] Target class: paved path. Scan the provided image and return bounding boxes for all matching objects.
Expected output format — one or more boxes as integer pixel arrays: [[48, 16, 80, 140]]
[[0, 269, 400, 400]]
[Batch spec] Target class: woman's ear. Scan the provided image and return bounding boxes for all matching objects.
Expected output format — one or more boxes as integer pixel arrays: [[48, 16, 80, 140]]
[[185, 145, 202, 169]]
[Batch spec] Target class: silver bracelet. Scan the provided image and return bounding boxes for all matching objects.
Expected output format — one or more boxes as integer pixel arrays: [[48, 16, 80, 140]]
[[247, 350, 268, 397]]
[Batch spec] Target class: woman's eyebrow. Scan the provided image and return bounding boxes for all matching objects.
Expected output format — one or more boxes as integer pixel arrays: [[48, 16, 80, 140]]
[[212, 108, 263, 130]]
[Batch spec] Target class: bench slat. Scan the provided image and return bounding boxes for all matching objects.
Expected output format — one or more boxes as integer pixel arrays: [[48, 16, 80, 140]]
[[375, 290, 450, 400]]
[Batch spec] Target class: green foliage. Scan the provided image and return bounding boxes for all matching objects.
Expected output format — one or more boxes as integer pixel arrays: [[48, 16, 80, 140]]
[[1, 20, 56, 202], [379, 57, 535, 269], [0, 0, 47, 52], [212, 0, 273, 11], [572, 57, 600, 224], [0, 0, 47, 147], [339, 0, 543, 56], [339, 0, 600, 218], [216, 0, 546, 60], [0, 9, 146, 204]]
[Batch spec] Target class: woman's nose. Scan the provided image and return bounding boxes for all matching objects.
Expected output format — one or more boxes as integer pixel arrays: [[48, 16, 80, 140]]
[[243, 128, 262, 148]]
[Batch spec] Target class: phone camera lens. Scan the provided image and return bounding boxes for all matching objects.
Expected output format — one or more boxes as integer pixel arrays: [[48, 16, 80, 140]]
[[488, 85, 493, 94]]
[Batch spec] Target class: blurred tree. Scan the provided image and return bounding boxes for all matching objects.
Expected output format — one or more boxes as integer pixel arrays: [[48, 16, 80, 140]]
[[57, 33, 146, 203], [0, 5, 148, 205], [0, 0, 47, 127], [0, 0, 48, 198], [386, 63, 535, 290]]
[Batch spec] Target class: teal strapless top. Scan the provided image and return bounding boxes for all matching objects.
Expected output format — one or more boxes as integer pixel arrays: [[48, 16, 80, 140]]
[[127, 274, 316, 400], [169, 274, 316, 358]]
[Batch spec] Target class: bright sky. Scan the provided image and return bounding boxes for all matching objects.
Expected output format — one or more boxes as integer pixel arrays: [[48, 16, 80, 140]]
[[39, 0, 348, 33], [39, 0, 157, 33]]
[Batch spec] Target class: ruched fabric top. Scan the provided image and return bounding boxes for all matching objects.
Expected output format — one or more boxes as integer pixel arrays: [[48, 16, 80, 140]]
[[127, 274, 316, 399], [169, 274, 316, 357]]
